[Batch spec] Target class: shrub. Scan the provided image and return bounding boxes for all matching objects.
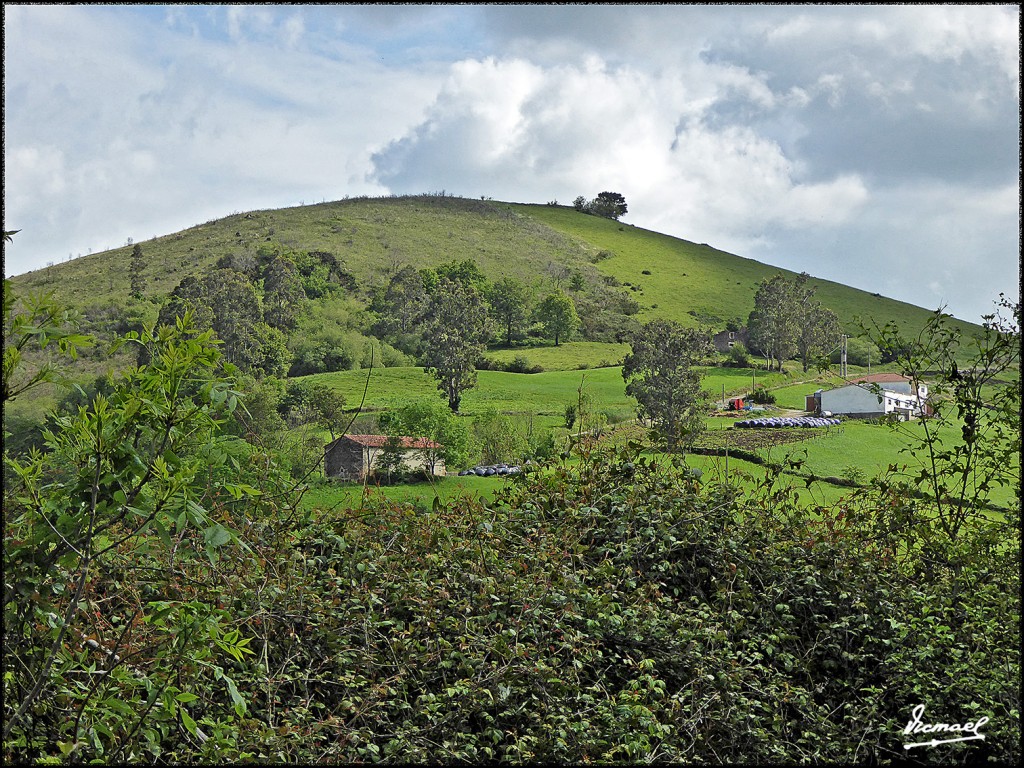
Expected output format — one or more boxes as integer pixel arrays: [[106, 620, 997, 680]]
[[728, 341, 750, 367], [750, 386, 777, 405]]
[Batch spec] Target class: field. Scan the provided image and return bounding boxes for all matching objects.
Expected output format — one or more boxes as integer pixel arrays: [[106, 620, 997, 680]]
[[483, 341, 630, 371], [7, 194, 1007, 518], [294, 358, 1018, 514]]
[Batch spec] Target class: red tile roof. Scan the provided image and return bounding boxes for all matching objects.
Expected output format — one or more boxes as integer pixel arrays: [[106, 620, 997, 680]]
[[342, 434, 441, 450]]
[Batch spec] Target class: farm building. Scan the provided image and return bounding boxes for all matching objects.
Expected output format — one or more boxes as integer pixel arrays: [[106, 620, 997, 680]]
[[806, 374, 929, 419], [712, 326, 750, 353], [324, 434, 446, 481]]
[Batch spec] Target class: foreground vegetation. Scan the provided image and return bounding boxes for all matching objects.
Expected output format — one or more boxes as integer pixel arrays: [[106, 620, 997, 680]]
[[4, 274, 1020, 764]]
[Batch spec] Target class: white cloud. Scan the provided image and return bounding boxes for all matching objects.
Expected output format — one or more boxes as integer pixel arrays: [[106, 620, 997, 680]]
[[3, 5, 445, 273], [3, 4, 1018, 323], [373, 55, 869, 255]]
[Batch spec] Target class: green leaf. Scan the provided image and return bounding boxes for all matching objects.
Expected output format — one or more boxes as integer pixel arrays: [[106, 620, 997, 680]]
[[203, 524, 232, 549], [225, 675, 246, 717], [179, 707, 198, 736]]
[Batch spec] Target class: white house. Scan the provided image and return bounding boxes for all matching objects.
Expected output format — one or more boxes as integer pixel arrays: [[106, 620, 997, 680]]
[[807, 374, 929, 419]]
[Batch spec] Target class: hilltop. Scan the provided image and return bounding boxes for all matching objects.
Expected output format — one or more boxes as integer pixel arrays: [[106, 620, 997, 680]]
[[8, 194, 980, 341]]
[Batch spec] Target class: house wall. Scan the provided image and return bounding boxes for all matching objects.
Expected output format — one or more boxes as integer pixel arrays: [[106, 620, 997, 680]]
[[875, 381, 912, 395], [365, 448, 445, 477], [713, 328, 749, 354], [820, 385, 886, 416], [326, 438, 447, 480], [325, 440, 365, 480], [820, 384, 923, 418]]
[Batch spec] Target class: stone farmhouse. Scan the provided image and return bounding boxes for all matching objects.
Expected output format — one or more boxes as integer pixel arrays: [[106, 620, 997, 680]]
[[712, 327, 750, 354], [805, 374, 930, 420], [324, 434, 446, 481]]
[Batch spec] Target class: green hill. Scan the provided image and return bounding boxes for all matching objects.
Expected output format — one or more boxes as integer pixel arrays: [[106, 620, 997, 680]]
[[9, 194, 979, 340]]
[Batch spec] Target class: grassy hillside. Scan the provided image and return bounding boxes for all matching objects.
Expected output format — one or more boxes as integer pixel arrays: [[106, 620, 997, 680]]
[[508, 202, 977, 337], [9, 194, 982, 343]]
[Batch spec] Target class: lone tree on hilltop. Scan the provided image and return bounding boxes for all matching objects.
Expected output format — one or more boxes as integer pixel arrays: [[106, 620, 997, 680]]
[[622, 319, 713, 451], [574, 191, 628, 220]]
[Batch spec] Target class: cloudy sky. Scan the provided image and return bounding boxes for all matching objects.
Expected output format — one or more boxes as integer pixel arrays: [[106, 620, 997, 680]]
[[4, 4, 1019, 322]]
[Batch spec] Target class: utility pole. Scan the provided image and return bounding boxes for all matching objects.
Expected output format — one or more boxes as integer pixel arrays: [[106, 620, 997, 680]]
[[840, 334, 848, 377]]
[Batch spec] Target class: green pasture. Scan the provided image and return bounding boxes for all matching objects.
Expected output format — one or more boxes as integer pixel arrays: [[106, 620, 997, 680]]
[[298, 446, 862, 516], [299, 473, 506, 514], [508, 203, 986, 337], [13, 196, 984, 348], [483, 341, 629, 371]]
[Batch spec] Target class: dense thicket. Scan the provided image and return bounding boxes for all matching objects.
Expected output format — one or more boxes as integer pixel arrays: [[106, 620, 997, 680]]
[[4, 280, 1019, 764]]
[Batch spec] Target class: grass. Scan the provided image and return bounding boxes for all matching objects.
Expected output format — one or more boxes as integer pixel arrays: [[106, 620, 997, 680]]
[[8, 194, 1005, 514], [12, 195, 983, 349], [298, 473, 507, 513], [298, 364, 795, 431], [507, 203, 985, 341], [296, 360, 1017, 511], [483, 341, 629, 371]]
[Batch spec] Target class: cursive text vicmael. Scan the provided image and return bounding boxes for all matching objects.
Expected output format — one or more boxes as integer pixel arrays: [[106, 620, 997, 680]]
[[904, 704, 988, 737]]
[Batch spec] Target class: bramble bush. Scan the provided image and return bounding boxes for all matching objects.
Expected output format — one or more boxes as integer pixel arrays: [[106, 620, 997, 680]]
[[198, 441, 1018, 763], [4, 278, 1019, 763]]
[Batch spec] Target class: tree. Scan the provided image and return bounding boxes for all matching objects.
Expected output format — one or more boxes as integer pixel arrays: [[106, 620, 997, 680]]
[[574, 191, 628, 220], [473, 409, 529, 464], [157, 275, 214, 332], [534, 291, 580, 346], [202, 268, 263, 368], [247, 321, 290, 379], [487, 277, 532, 346], [283, 381, 348, 440], [370, 265, 428, 339], [796, 305, 841, 372], [728, 340, 750, 368], [622, 320, 713, 451], [863, 295, 1020, 542], [261, 255, 305, 332], [590, 191, 628, 220], [129, 243, 146, 298], [421, 277, 491, 412], [747, 274, 798, 371], [791, 273, 842, 372], [2, 280, 93, 403], [3, 309, 286, 759], [424, 259, 490, 294], [379, 399, 472, 473]]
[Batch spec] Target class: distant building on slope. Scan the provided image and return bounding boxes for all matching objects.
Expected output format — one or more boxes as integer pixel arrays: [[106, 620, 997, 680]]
[[712, 326, 750, 354], [805, 374, 929, 420], [325, 434, 446, 481]]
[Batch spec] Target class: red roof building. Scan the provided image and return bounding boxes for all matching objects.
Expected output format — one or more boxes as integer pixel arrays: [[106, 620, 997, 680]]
[[324, 434, 445, 481]]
